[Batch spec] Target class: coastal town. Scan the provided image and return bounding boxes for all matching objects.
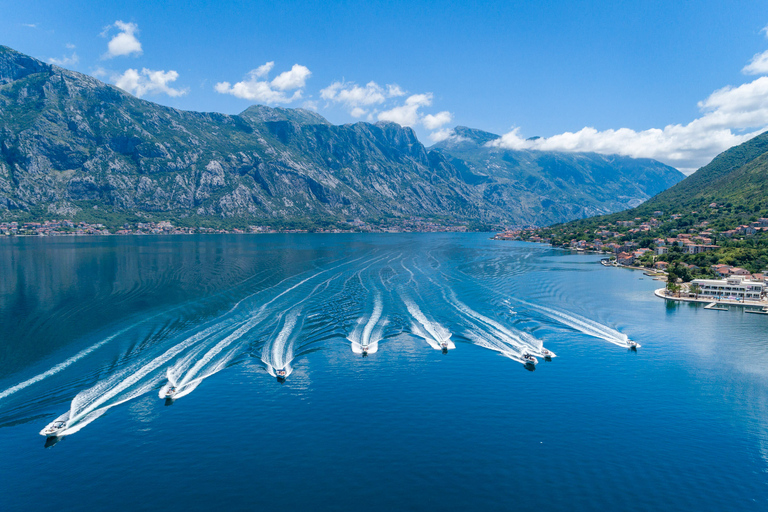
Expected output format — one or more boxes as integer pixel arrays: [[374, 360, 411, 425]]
[[0, 217, 472, 237], [495, 207, 768, 308]]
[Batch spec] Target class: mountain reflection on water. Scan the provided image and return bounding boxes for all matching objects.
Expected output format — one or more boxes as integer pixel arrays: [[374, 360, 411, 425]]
[[1, 234, 767, 512]]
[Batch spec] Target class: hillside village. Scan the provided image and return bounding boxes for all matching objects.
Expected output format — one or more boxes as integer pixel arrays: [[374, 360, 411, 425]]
[[497, 204, 768, 283]]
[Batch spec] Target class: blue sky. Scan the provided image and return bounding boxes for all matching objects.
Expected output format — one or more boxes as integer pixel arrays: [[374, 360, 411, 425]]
[[3, 0, 768, 172]]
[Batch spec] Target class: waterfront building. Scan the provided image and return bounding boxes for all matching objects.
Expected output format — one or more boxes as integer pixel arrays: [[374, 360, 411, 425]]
[[690, 276, 766, 301]]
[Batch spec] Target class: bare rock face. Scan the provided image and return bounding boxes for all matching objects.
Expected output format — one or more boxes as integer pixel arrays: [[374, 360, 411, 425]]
[[0, 45, 684, 228]]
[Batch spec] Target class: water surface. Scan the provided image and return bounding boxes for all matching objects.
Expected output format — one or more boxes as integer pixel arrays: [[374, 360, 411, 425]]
[[1, 234, 767, 511]]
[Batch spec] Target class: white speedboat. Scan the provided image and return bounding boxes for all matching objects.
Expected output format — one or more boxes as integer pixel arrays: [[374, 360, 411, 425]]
[[440, 340, 450, 353], [164, 386, 177, 399], [40, 419, 68, 437], [361, 345, 369, 357], [275, 368, 287, 381], [627, 340, 640, 350], [522, 352, 538, 366], [541, 348, 556, 360]]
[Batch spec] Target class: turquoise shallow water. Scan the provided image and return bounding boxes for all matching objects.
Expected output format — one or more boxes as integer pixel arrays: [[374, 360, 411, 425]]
[[1, 233, 767, 511]]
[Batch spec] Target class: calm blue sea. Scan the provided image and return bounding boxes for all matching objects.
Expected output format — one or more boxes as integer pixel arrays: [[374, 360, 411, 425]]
[[0, 233, 766, 511]]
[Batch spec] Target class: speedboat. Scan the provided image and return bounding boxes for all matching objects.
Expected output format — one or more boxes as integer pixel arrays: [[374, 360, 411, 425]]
[[275, 368, 287, 382], [541, 348, 555, 360], [164, 386, 177, 400], [627, 340, 640, 350], [40, 419, 68, 437], [522, 352, 538, 366], [440, 340, 449, 354], [361, 346, 368, 357]]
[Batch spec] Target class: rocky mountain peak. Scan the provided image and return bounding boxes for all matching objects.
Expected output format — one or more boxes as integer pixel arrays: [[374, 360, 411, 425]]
[[0, 45, 51, 85]]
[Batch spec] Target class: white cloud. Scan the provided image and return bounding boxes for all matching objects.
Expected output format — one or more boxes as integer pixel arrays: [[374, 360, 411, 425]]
[[65, 43, 76, 49], [21, 23, 37, 28], [387, 84, 406, 97], [302, 100, 319, 111], [428, 128, 455, 143], [489, 75, 768, 174], [378, 93, 433, 127], [375, 93, 456, 142], [113, 68, 188, 98], [488, 26, 768, 173], [48, 52, 79, 67], [423, 110, 452, 130], [743, 50, 768, 75], [103, 21, 142, 59], [91, 67, 108, 78], [215, 62, 311, 105], [271, 64, 311, 91], [320, 80, 406, 117]]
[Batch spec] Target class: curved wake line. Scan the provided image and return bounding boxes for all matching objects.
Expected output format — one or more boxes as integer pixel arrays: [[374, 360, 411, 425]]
[[348, 290, 388, 353], [513, 299, 629, 346], [448, 291, 542, 350], [63, 318, 241, 431], [0, 327, 130, 401], [7, 254, 365, 404], [262, 307, 303, 376], [403, 297, 453, 350]]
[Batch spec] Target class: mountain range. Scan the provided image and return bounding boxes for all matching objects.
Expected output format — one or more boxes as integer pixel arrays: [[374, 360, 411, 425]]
[[552, 128, 768, 231], [0, 45, 685, 230]]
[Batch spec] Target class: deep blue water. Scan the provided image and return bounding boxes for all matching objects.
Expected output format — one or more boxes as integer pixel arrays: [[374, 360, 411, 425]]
[[1, 233, 767, 511]]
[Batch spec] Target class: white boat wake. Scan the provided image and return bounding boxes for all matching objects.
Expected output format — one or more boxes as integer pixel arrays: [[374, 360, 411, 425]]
[[512, 299, 634, 348], [48, 318, 240, 436], [403, 297, 454, 351], [446, 291, 550, 364], [262, 307, 304, 380], [348, 291, 387, 355]]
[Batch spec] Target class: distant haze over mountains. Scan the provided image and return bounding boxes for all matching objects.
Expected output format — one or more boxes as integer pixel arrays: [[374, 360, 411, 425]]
[[0, 46, 685, 229]]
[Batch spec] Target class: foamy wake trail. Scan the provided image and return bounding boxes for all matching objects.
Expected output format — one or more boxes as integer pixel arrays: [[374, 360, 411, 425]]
[[0, 326, 132, 401], [348, 291, 387, 354], [58, 318, 238, 435], [262, 307, 304, 378], [403, 297, 454, 350], [164, 268, 340, 392], [513, 299, 629, 347], [160, 317, 263, 399], [446, 291, 545, 361]]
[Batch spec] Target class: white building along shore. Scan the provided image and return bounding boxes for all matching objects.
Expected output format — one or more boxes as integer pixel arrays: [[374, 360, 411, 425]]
[[690, 276, 766, 302]]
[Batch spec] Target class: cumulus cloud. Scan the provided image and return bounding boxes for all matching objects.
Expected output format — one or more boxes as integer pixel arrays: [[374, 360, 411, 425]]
[[428, 128, 457, 143], [102, 21, 142, 59], [319, 79, 451, 136], [271, 64, 312, 91], [113, 68, 188, 98], [492, 72, 768, 173], [320, 80, 405, 117], [215, 62, 311, 104], [48, 51, 79, 67], [378, 93, 433, 126], [743, 50, 768, 75], [423, 111, 452, 130], [487, 25, 768, 173]]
